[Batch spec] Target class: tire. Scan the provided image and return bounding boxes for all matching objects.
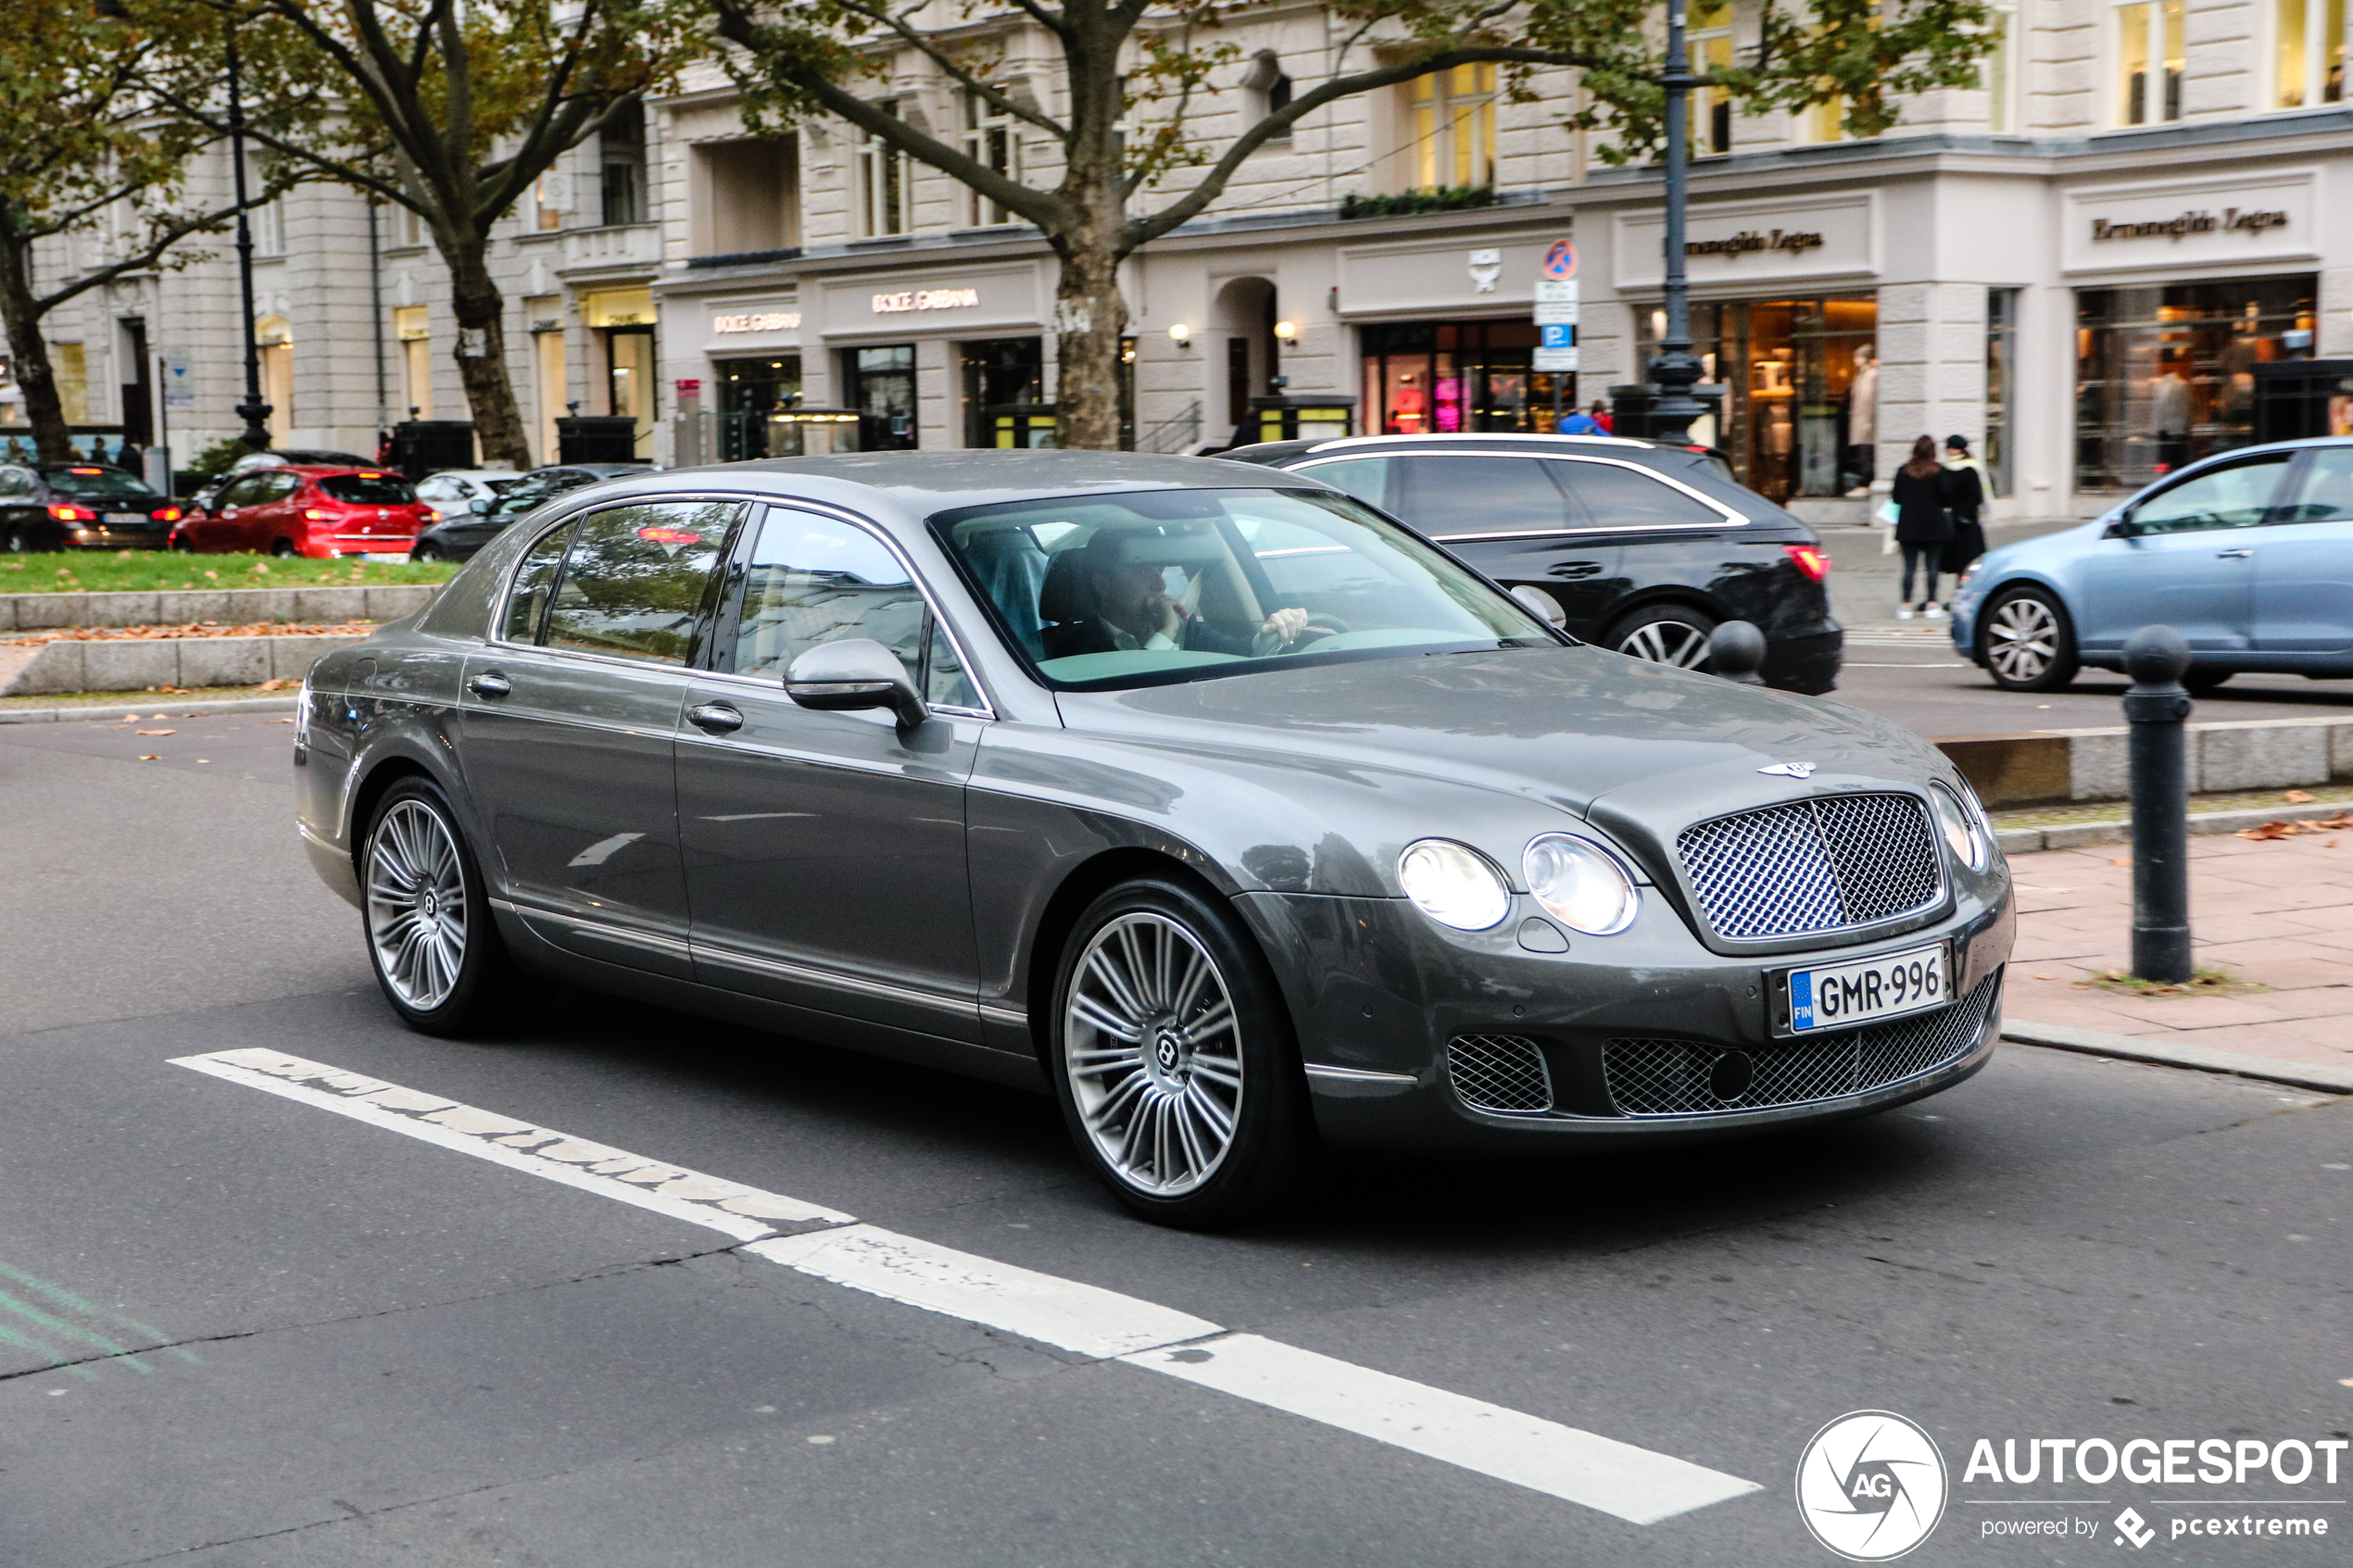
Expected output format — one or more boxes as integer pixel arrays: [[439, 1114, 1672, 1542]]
[[271, 538, 298, 558], [2184, 669, 2233, 693], [1604, 605, 1718, 671], [170, 535, 194, 553], [410, 542, 442, 562], [1049, 876, 1315, 1227], [1981, 585, 2081, 692], [359, 777, 520, 1035]]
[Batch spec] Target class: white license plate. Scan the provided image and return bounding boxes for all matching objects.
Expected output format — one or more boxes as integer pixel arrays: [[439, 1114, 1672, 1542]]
[[1785, 942, 1951, 1033], [104, 511, 149, 524]]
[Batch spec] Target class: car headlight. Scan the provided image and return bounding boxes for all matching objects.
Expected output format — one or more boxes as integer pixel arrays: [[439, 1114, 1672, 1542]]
[[1398, 839, 1512, 931], [1930, 782, 1989, 872], [1522, 834, 1640, 935]]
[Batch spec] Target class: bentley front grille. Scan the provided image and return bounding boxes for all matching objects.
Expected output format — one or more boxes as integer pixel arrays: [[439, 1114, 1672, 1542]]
[[1601, 970, 2000, 1117], [1446, 1035, 1554, 1114], [1675, 792, 1942, 940]]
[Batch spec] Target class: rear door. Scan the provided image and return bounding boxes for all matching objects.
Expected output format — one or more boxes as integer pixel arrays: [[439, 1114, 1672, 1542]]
[[456, 498, 738, 978], [674, 505, 985, 1041], [2253, 445, 2353, 653], [2079, 452, 2293, 653], [241, 471, 301, 551]]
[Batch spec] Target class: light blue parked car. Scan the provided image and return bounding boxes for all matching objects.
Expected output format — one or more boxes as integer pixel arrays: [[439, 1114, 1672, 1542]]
[[1951, 437, 2353, 691]]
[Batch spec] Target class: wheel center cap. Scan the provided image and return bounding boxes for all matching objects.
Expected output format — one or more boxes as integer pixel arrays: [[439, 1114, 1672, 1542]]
[[420, 890, 439, 919], [1152, 1028, 1184, 1074]]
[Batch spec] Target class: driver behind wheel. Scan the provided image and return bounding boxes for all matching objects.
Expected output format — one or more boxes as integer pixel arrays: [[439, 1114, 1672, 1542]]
[[1042, 532, 1315, 659]]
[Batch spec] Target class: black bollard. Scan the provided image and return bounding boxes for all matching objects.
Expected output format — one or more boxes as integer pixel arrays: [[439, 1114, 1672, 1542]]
[[1709, 620, 1768, 684], [2123, 625, 2195, 983]]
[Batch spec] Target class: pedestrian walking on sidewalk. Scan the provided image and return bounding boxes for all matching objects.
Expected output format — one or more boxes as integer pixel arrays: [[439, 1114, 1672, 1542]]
[[1939, 433, 1988, 602], [1892, 434, 1954, 621]]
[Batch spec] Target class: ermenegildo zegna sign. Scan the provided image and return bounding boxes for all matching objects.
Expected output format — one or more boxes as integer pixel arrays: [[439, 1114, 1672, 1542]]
[[2091, 208, 2290, 242]]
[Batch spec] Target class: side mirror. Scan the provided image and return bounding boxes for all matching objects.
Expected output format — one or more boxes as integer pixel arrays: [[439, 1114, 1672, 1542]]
[[785, 637, 928, 729], [468, 497, 490, 515], [1510, 583, 1567, 630], [2102, 516, 2139, 539]]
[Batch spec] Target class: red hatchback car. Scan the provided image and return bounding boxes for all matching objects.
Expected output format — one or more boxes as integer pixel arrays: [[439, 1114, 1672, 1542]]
[[172, 465, 434, 557]]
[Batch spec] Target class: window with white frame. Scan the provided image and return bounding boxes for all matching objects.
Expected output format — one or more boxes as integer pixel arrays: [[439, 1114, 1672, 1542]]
[[859, 105, 914, 237], [245, 157, 284, 255], [1692, 0, 1735, 155], [1985, 4, 2020, 132], [961, 90, 1022, 226], [2116, 0, 2184, 125], [1405, 63, 1497, 191], [2274, 0, 2347, 107]]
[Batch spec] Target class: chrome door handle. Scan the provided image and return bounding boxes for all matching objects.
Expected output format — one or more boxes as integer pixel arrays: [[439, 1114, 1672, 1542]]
[[2216, 547, 2253, 558], [687, 701, 744, 734], [1548, 561, 1602, 578], [466, 671, 512, 698]]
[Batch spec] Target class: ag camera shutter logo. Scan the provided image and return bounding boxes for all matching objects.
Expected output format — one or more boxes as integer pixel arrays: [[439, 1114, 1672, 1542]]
[[1796, 1411, 1949, 1561]]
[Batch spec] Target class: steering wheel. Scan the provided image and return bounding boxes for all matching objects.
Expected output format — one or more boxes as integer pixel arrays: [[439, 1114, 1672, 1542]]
[[1282, 613, 1352, 648]]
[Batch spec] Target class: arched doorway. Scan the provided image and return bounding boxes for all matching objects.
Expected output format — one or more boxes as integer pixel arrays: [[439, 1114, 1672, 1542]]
[[1210, 276, 1278, 446]]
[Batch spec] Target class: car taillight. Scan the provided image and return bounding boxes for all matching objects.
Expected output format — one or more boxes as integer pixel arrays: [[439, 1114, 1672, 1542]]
[[47, 504, 95, 522], [156, 506, 182, 522], [1783, 543, 1831, 581]]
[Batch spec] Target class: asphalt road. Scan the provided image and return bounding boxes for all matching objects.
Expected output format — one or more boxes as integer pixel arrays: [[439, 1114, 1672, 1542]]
[[1, 711, 2347, 1567]]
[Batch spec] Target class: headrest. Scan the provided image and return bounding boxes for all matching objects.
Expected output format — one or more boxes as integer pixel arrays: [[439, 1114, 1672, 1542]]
[[1038, 547, 1091, 625]]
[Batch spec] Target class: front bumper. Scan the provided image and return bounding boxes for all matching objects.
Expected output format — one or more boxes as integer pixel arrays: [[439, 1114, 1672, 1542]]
[[1238, 884, 2013, 1154], [65, 525, 170, 549]]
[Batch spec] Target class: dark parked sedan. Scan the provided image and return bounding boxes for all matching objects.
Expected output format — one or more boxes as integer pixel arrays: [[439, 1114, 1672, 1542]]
[[411, 462, 652, 561], [297, 452, 2010, 1225], [1224, 433, 1842, 694], [0, 463, 183, 551]]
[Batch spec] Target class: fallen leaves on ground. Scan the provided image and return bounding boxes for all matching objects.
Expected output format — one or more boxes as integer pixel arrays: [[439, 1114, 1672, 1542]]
[[2082, 967, 2271, 997], [2284, 789, 2319, 803], [2237, 813, 2353, 840], [255, 678, 292, 691], [134, 729, 173, 736], [136, 754, 158, 760], [10, 620, 376, 645]]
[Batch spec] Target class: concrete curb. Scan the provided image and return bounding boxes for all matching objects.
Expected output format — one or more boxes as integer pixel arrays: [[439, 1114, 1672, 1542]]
[[0, 695, 300, 725], [2002, 1018, 2353, 1095], [1938, 715, 2353, 809], [0, 632, 365, 697], [1994, 797, 2353, 853], [0, 583, 439, 632]]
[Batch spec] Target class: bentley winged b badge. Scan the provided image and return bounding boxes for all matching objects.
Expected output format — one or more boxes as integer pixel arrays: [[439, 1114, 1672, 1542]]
[[1758, 761, 1817, 779]]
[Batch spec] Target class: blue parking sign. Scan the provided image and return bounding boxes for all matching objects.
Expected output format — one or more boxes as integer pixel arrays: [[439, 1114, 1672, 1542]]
[[1540, 323, 1576, 349]]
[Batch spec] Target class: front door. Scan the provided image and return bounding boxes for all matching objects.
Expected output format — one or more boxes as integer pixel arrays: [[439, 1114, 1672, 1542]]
[[675, 505, 983, 1040], [456, 499, 738, 978], [2077, 451, 2293, 654], [2255, 444, 2353, 653]]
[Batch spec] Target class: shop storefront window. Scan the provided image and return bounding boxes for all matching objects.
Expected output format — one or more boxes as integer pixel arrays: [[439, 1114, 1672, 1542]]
[[845, 344, 918, 449], [1360, 320, 1561, 435], [716, 356, 803, 460], [1987, 289, 2019, 498], [963, 338, 1050, 446], [2073, 276, 2318, 493], [1639, 296, 1878, 502]]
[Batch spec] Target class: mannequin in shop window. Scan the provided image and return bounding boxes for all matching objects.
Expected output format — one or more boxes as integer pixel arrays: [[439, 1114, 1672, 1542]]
[[1845, 344, 1878, 495], [1388, 372, 1428, 434], [2151, 348, 2192, 472]]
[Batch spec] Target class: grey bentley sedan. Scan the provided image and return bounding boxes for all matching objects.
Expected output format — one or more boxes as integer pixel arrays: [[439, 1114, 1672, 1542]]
[[296, 452, 2014, 1225]]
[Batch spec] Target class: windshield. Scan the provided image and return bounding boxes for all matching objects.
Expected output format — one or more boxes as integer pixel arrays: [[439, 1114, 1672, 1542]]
[[44, 467, 157, 499], [933, 486, 1555, 690], [319, 473, 418, 504]]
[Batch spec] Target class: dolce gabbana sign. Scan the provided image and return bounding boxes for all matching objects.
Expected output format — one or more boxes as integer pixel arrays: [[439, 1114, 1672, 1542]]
[[2090, 208, 2290, 242], [713, 309, 801, 332], [2064, 171, 2318, 273], [873, 287, 981, 313]]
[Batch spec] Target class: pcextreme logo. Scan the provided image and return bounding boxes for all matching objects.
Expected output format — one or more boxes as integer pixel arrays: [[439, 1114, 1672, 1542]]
[[1796, 1411, 1950, 1561]]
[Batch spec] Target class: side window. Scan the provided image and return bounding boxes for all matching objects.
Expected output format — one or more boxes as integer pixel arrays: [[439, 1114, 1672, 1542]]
[[1300, 458, 1392, 511], [2130, 455, 2292, 534], [0, 469, 27, 498], [544, 501, 733, 663], [2274, 447, 2353, 525], [217, 475, 263, 507], [1391, 455, 1574, 538], [415, 476, 452, 501], [502, 521, 575, 642], [264, 472, 302, 503], [723, 508, 926, 684], [1551, 460, 1728, 531], [925, 619, 982, 709]]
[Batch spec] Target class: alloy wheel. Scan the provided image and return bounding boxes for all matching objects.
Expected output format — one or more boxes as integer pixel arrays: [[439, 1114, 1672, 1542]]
[[1617, 618, 1713, 669], [365, 798, 469, 1011], [1986, 596, 2057, 684], [1063, 911, 1243, 1197]]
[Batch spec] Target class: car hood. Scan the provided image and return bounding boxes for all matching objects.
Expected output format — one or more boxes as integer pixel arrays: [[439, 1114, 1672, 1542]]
[[1055, 645, 1954, 886]]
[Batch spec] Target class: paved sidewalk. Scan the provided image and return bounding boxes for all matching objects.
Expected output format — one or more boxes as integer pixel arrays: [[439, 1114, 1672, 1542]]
[[2005, 829, 2353, 1074]]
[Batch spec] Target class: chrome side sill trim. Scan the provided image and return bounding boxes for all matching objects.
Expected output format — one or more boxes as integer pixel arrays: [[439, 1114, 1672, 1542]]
[[1304, 1064, 1419, 1085], [689, 941, 977, 1018], [978, 1003, 1030, 1027]]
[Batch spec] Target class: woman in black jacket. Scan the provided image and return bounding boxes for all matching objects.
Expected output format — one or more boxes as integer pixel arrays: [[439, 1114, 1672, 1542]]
[[1938, 433, 1988, 603], [1891, 434, 1954, 621]]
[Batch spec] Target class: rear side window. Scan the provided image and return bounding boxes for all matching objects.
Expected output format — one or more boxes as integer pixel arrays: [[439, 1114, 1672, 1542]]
[[1549, 460, 1728, 531], [723, 508, 926, 684], [2274, 446, 2353, 525], [319, 474, 418, 505], [502, 522, 574, 642], [1390, 455, 1575, 538], [1300, 458, 1392, 511], [544, 502, 735, 664]]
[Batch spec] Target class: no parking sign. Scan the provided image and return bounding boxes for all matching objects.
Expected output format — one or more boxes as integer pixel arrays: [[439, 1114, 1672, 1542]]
[[1541, 239, 1578, 279]]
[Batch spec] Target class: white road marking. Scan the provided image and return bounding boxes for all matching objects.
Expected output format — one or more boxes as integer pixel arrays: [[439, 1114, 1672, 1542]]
[[748, 1225, 1220, 1361], [171, 1047, 1760, 1524], [1126, 1334, 1758, 1524]]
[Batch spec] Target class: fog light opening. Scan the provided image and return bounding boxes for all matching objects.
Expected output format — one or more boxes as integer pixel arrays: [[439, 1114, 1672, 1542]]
[[1708, 1050, 1754, 1101]]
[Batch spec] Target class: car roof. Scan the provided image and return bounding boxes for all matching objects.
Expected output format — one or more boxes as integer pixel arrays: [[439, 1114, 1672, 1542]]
[[1290, 433, 1678, 457], [680, 450, 1325, 513]]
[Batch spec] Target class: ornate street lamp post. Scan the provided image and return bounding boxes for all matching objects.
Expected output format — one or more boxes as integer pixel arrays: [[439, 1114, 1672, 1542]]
[[1644, 0, 1705, 445]]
